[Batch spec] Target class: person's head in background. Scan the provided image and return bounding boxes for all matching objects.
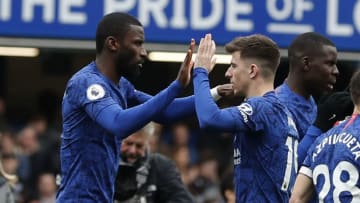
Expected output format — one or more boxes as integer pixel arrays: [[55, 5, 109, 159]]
[[120, 122, 157, 164], [0, 132, 17, 155], [95, 12, 147, 83], [17, 126, 39, 155], [37, 173, 57, 201], [0, 152, 18, 182], [172, 123, 190, 147], [224, 34, 280, 98], [147, 122, 163, 153], [350, 71, 360, 113], [287, 32, 339, 98]]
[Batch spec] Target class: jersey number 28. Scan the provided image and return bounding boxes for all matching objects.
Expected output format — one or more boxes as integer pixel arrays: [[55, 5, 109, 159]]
[[313, 161, 360, 203]]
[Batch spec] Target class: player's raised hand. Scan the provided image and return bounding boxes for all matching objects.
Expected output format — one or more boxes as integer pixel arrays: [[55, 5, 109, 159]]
[[194, 33, 216, 73], [177, 39, 195, 87]]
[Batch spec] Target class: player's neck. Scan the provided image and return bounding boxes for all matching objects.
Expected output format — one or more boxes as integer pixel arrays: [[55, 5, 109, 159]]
[[286, 73, 311, 99], [95, 57, 120, 85], [354, 106, 360, 114], [246, 80, 273, 98]]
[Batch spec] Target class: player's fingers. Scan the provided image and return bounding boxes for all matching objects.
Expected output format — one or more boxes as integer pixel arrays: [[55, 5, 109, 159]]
[[203, 34, 212, 54], [211, 40, 216, 55], [198, 38, 205, 54], [189, 38, 195, 53]]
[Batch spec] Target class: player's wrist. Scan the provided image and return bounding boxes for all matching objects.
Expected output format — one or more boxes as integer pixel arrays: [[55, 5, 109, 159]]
[[210, 86, 222, 101]]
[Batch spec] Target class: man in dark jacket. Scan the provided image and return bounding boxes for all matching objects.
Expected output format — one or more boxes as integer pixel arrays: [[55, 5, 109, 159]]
[[114, 123, 194, 203]]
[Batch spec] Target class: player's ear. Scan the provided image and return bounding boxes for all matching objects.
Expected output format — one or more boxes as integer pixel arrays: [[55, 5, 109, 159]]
[[302, 56, 311, 71], [249, 64, 259, 79], [105, 36, 120, 52]]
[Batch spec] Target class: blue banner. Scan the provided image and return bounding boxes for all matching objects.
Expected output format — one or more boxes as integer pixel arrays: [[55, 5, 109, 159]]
[[0, 0, 359, 51]]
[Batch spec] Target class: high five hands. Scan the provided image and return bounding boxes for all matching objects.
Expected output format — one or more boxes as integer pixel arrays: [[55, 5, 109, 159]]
[[194, 34, 217, 73], [177, 38, 195, 87]]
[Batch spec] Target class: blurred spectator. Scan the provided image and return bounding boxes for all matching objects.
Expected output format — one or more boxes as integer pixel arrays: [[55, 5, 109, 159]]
[[16, 126, 56, 201], [172, 146, 194, 186], [0, 151, 17, 203], [169, 123, 198, 164], [0, 132, 18, 155], [26, 115, 61, 176], [220, 172, 235, 203], [188, 154, 223, 203], [37, 173, 56, 203], [114, 123, 194, 203], [17, 127, 39, 156], [0, 97, 9, 132], [145, 122, 167, 154]]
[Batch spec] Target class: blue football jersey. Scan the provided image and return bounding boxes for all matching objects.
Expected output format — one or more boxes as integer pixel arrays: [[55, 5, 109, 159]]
[[231, 93, 299, 202], [300, 114, 360, 202], [276, 82, 317, 140], [56, 62, 186, 202], [193, 69, 299, 203]]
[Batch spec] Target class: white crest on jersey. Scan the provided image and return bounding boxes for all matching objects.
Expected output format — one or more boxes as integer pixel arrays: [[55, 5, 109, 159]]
[[237, 103, 253, 122], [237, 103, 253, 115], [86, 84, 105, 101]]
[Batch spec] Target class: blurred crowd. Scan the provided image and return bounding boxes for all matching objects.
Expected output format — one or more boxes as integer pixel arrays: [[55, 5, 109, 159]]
[[0, 96, 235, 203]]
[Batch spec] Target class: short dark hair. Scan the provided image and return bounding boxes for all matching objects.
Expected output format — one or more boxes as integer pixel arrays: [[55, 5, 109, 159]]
[[350, 70, 360, 106], [96, 12, 142, 54], [225, 34, 280, 77], [288, 32, 335, 68]]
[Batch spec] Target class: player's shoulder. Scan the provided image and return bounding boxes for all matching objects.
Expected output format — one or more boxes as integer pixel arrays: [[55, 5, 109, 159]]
[[238, 92, 276, 114], [119, 77, 135, 90], [275, 83, 291, 98], [72, 63, 101, 81], [68, 63, 105, 89]]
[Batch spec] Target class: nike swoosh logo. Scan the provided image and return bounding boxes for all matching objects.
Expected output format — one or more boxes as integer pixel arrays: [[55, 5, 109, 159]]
[[328, 114, 336, 120]]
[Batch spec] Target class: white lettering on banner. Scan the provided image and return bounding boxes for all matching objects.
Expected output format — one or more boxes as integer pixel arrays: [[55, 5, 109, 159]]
[[355, 1, 360, 33], [170, 0, 187, 28], [104, 0, 136, 14], [0, 0, 359, 40], [22, 0, 55, 23], [191, 0, 222, 29], [59, 0, 87, 24], [226, 0, 253, 31], [267, 0, 292, 20], [266, 0, 314, 34], [0, 0, 11, 21], [294, 0, 313, 21], [327, 0, 353, 36], [139, 0, 168, 28]]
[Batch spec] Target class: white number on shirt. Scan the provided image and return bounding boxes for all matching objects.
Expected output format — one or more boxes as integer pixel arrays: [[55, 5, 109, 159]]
[[313, 161, 360, 203], [281, 136, 298, 191]]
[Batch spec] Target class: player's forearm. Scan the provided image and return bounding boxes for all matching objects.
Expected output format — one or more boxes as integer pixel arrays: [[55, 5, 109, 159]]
[[193, 68, 235, 131], [298, 125, 322, 164], [153, 96, 195, 124], [95, 80, 182, 137], [290, 173, 315, 203], [154, 85, 224, 124]]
